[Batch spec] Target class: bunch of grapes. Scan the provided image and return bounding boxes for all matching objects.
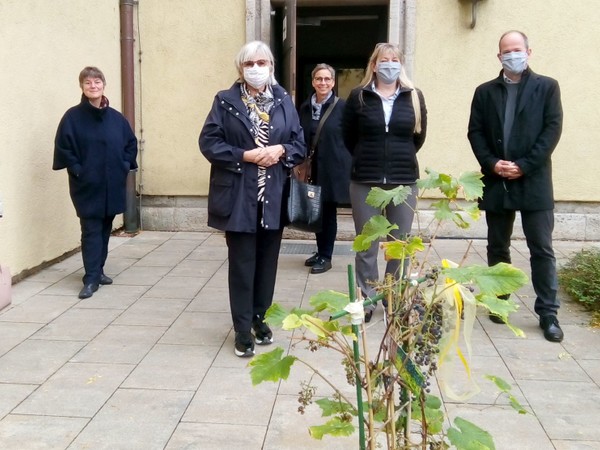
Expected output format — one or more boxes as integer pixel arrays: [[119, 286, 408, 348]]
[[410, 297, 444, 390]]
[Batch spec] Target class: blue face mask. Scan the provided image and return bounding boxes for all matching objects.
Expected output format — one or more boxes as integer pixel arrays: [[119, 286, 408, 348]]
[[376, 61, 401, 84], [501, 51, 528, 75]]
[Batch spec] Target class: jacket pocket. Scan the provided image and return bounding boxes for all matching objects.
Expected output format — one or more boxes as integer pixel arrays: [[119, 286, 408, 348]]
[[208, 172, 235, 217]]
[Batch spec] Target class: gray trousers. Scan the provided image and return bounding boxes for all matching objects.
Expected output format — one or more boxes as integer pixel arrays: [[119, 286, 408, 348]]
[[349, 182, 417, 309]]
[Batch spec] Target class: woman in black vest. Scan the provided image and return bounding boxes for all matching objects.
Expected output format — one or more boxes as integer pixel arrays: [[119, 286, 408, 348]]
[[343, 43, 427, 322]]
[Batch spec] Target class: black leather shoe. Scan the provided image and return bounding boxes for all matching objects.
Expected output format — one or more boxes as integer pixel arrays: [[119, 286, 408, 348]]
[[99, 274, 113, 285], [78, 283, 99, 299], [310, 257, 332, 274], [539, 315, 564, 342], [489, 313, 506, 324], [364, 310, 373, 323], [304, 252, 320, 267]]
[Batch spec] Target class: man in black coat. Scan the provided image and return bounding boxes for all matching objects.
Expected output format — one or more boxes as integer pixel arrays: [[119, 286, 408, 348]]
[[468, 30, 564, 342]]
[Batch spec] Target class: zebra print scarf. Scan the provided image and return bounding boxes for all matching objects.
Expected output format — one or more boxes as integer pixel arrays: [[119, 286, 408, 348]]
[[241, 84, 274, 220]]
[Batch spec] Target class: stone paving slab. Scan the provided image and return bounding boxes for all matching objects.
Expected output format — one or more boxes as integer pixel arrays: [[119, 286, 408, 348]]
[[0, 231, 599, 449]]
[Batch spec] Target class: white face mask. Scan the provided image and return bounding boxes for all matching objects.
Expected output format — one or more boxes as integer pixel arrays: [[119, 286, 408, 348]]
[[243, 65, 271, 89], [376, 61, 401, 84], [501, 51, 528, 75]]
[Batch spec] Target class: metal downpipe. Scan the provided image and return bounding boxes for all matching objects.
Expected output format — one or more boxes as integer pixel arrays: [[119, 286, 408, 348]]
[[120, 0, 139, 233]]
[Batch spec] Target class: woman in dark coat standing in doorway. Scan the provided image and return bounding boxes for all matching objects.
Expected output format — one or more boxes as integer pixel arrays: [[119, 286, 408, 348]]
[[53, 66, 138, 300], [298, 63, 351, 274]]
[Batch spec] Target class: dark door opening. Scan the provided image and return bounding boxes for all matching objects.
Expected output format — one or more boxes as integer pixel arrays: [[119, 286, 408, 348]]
[[272, 4, 388, 105]]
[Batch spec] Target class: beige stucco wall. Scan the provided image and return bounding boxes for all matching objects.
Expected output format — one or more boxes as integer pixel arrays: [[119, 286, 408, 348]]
[[2, 0, 599, 278], [0, 1, 124, 277], [137, 0, 246, 196], [415, 0, 600, 202]]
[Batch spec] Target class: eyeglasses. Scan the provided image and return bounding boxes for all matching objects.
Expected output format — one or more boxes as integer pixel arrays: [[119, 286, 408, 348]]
[[314, 77, 333, 83], [242, 59, 269, 68]]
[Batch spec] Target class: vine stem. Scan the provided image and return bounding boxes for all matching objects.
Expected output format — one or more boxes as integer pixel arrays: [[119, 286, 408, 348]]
[[360, 319, 376, 449]]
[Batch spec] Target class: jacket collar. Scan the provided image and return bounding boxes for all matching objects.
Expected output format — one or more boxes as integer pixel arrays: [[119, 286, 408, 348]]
[[490, 68, 538, 121], [361, 82, 413, 95]]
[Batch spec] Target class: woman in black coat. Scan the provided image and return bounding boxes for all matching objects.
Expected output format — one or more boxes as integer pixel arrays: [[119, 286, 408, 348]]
[[298, 64, 351, 274], [199, 41, 306, 357], [343, 43, 427, 321], [53, 66, 138, 300]]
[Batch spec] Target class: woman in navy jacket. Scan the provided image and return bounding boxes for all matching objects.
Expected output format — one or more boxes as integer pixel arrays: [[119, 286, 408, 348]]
[[298, 63, 351, 275], [53, 66, 138, 300], [199, 41, 306, 357], [343, 43, 427, 321]]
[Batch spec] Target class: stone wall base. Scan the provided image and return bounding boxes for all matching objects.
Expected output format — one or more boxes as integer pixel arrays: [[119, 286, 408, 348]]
[[141, 196, 600, 241]]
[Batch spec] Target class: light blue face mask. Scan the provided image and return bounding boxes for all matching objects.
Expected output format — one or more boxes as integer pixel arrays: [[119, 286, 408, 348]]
[[376, 61, 401, 84], [501, 51, 528, 75]]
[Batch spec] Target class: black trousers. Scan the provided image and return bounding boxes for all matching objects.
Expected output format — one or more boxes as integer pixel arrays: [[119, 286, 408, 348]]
[[485, 209, 559, 317], [225, 226, 283, 333], [80, 215, 114, 285], [315, 201, 338, 260]]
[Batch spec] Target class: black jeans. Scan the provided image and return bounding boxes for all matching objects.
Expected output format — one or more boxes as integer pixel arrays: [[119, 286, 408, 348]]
[[80, 215, 115, 285], [315, 201, 338, 260], [485, 209, 559, 317], [225, 226, 283, 333]]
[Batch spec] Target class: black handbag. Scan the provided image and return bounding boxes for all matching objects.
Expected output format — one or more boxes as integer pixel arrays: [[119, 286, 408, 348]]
[[287, 177, 322, 233], [287, 97, 339, 233]]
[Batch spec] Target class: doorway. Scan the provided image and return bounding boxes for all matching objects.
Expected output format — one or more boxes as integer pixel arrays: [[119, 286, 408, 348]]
[[270, 2, 389, 104]]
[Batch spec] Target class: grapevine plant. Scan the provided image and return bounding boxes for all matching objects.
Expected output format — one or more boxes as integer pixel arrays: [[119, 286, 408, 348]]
[[250, 169, 528, 449]]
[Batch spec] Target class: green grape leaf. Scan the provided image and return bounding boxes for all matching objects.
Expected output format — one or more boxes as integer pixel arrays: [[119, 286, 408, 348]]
[[508, 395, 528, 415], [447, 417, 495, 450], [458, 171, 484, 201], [265, 303, 291, 327], [366, 185, 412, 209], [309, 417, 355, 440], [417, 168, 442, 190], [353, 215, 398, 252], [249, 347, 297, 385], [281, 313, 303, 330], [485, 375, 528, 414], [443, 263, 528, 296], [431, 199, 455, 222], [464, 202, 481, 220], [424, 394, 443, 409], [383, 235, 425, 260], [477, 294, 519, 316], [452, 212, 471, 229], [484, 374, 511, 392], [309, 290, 350, 312], [438, 173, 460, 199], [315, 398, 355, 417], [301, 315, 329, 338]]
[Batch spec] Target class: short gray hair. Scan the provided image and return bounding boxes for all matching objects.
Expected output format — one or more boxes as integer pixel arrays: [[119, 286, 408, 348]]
[[234, 41, 277, 85], [311, 63, 335, 79]]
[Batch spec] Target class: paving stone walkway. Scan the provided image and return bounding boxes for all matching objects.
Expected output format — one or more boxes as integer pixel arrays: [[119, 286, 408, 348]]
[[1, 231, 599, 449]]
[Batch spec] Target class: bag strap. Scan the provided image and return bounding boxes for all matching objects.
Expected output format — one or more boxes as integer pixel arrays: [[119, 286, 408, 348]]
[[309, 96, 339, 158]]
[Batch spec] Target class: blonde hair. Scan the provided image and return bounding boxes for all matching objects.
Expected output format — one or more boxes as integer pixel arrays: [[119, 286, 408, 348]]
[[360, 43, 422, 133], [234, 41, 277, 85]]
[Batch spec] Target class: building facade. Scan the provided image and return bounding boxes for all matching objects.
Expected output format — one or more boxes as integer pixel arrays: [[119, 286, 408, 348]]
[[1, 0, 599, 278]]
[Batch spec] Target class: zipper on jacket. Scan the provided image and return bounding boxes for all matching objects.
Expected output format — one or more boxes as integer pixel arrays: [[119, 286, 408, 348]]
[[383, 128, 389, 184]]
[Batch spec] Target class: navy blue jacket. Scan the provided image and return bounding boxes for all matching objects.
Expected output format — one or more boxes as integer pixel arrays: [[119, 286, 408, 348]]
[[468, 69, 563, 212], [53, 96, 138, 219], [299, 94, 351, 204], [342, 85, 427, 184], [199, 83, 306, 232]]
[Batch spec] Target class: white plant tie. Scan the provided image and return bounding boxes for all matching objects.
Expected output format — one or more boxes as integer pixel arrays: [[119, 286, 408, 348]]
[[344, 300, 365, 325]]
